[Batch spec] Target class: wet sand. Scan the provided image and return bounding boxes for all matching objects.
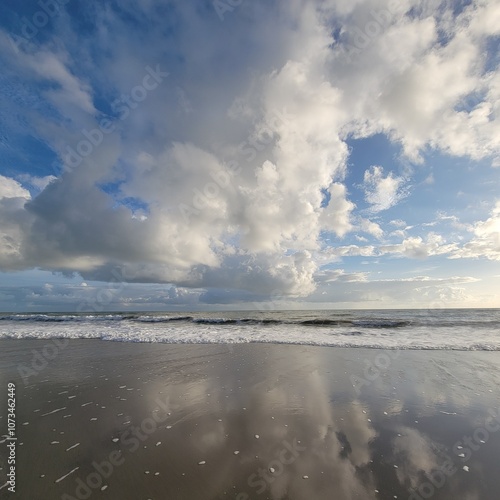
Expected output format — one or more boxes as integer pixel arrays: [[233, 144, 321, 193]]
[[1, 339, 500, 499]]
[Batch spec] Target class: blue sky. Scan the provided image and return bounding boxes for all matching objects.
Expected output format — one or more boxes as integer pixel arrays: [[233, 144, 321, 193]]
[[0, 0, 499, 311]]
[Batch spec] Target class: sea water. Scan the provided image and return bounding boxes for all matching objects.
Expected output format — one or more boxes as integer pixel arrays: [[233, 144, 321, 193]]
[[1, 309, 499, 350]]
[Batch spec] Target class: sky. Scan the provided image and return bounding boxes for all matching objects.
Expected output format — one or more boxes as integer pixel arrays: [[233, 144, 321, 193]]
[[0, 0, 499, 312]]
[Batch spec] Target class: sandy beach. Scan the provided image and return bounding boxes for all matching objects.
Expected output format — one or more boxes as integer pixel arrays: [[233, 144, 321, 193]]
[[1, 339, 499, 499]]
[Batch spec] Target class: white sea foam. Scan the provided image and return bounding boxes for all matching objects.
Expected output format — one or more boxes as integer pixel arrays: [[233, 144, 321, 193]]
[[0, 310, 499, 351]]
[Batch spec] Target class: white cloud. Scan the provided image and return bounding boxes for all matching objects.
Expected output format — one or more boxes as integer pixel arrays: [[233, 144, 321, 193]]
[[322, 245, 377, 259], [316, 269, 369, 283], [18, 175, 57, 191], [451, 201, 500, 261], [358, 218, 384, 239], [379, 233, 454, 259], [320, 232, 458, 261], [0, 0, 498, 303], [377, 276, 480, 284], [320, 183, 355, 237], [0, 175, 31, 200], [320, 202, 500, 266], [389, 219, 407, 227], [363, 165, 408, 212], [0, 176, 31, 267], [306, 272, 486, 308], [328, 0, 500, 163]]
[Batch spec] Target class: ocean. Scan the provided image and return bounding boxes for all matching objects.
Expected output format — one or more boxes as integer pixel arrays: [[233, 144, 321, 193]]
[[1, 309, 499, 350]]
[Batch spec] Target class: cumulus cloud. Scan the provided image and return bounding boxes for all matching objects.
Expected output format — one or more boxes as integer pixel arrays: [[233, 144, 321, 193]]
[[16, 174, 57, 192], [0, 176, 31, 267], [341, 0, 500, 162], [320, 183, 355, 237], [316, 269, 369, 283], [0, 0, 499, 303], [0, 175, 31, 200], [363, 165, 408, 212], [323, 234, 456, 260], [320, 202, 500, 265], [451, 201, 500, 261], [358, 218, 384, 239]]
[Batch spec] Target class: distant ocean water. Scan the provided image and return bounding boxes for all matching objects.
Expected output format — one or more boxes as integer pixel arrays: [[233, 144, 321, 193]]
[[0, 309, 499, 350]]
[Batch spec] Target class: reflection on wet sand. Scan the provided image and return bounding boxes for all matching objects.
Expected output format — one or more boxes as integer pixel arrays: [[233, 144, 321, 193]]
[[1, 340, 500, 499]]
